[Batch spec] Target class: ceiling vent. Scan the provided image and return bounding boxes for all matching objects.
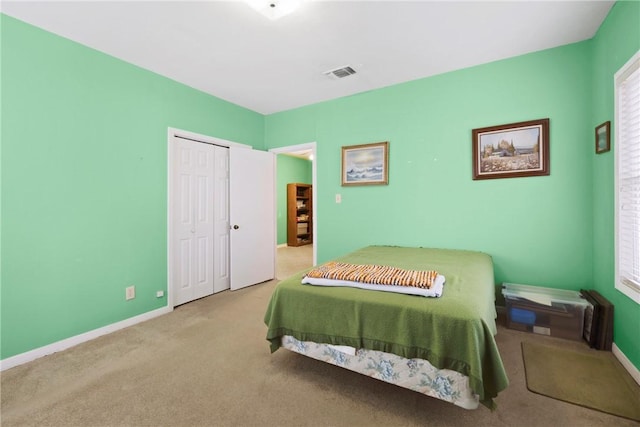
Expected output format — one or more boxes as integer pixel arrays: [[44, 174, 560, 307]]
[[324, 66, 357, 80]]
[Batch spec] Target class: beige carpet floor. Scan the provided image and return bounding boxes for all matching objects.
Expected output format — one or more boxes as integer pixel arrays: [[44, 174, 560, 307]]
[[2, 245, 639, 426]]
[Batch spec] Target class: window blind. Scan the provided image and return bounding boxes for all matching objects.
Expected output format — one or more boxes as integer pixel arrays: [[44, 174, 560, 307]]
[[616, 52, 640, 302]]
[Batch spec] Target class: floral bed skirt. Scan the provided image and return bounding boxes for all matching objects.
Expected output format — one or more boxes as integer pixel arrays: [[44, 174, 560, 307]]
[[281, 335, 479, 410]]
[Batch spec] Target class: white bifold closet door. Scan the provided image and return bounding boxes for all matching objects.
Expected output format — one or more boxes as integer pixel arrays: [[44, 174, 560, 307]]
[[171, 136, 275, 306], [173, 138, 230, 306]]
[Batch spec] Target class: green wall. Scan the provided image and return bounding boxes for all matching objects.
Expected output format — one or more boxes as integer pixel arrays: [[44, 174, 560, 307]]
[[266, 2, 640, 372], [276, 155, 312, 245], [266, 42, 594, 289], [0, 15, 264, 359], [591, 1, 640, 371]]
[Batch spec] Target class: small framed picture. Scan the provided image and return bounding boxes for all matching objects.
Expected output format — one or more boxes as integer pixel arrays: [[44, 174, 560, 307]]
[[341, 141, 389, 186], [472, 118, 550, 180], [595, 121, 610, 154]]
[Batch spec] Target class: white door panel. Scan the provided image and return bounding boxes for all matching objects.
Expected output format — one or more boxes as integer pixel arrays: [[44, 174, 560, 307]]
[[213, 146, 230, 293], [172, 138, 216, 305], [230, 147, 275, 290]]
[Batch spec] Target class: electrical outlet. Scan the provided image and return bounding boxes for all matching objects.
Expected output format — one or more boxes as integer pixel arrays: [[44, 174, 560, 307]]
[[156, 290, 164, 298], [125, 285, 136, 300]]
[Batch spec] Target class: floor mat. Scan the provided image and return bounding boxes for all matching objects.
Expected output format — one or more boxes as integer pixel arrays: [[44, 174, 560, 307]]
[[522, 341, 640, 421]]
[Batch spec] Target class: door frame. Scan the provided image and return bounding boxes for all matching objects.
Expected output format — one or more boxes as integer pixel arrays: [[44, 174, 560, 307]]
[[167, 127, 251, 308], [269, 142, 317, 266]]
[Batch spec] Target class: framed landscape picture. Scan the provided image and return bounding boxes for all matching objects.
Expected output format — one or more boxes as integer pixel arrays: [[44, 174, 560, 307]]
[[472, 118, 550, 180], [595, 121, 610, 154], [341, 141, 389, 186]]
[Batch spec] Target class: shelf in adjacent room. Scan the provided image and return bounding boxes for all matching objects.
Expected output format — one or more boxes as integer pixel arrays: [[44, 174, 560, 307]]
[[287, 183, 313, 247]]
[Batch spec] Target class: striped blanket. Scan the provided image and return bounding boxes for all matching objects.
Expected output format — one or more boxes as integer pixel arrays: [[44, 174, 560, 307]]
[[304, 262, 439, 289]]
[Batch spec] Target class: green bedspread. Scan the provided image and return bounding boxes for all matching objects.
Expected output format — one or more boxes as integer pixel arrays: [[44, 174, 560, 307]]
[[264, 245, 509, 409]]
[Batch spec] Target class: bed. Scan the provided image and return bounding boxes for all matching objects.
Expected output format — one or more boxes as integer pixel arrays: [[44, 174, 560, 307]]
[[263, 245, 509, 409]]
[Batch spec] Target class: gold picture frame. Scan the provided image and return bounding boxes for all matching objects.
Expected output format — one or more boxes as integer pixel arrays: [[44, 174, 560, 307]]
[[341, 141, 389, 186]]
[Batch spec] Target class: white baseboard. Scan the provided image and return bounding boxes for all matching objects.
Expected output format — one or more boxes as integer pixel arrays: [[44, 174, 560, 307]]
[[276, 243, 288, 248], [0, 306, 173, 372], [612, 343, 640, 386]]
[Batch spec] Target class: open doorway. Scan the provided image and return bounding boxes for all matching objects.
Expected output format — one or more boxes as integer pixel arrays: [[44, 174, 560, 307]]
[[269, 142, 317, 277]]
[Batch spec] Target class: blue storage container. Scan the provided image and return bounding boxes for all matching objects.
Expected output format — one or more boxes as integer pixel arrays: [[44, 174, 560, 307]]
[[509, 307, 536, 325]]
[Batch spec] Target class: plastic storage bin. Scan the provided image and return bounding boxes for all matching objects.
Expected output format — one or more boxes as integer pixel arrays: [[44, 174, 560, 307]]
[[502, 283, 588, 341]]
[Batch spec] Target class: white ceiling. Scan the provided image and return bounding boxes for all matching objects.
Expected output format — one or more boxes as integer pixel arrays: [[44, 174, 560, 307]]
[[1, 1, 614, 115]]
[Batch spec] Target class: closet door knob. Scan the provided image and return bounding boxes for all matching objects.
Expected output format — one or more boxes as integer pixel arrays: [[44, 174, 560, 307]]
[[233, 225, 240, 230]]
